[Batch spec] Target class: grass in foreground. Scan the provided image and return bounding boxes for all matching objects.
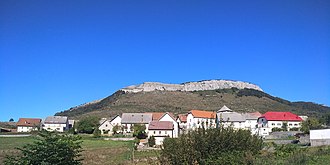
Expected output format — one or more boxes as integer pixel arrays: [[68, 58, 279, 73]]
[[0, 136, 156, 165]]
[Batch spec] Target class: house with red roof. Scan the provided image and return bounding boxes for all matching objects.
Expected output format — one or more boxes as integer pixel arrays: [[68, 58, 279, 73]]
[[148, 121, 174, 145], [17, 118, 42, 132], [146, 112, 178, 138], [257, 112, 303, 136], [187, 110, 216, 130]]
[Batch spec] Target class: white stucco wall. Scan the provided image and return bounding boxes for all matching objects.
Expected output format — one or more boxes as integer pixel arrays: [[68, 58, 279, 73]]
[[148, 130, 173, 138], [187, 114, 215, 130], [220, 121, 246, 129], [17, 126, 38, 132], [43, 123, 68, 132], [99, 120, 114, 135], [110, 116, 121, 126]]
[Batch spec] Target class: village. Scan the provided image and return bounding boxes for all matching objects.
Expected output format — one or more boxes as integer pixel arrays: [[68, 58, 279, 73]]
[[4, 105, 330, 147]]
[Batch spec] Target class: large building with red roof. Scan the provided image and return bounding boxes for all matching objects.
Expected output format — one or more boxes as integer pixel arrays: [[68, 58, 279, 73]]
[[257, 111, 303, 136], [187, 110, 217, 130]]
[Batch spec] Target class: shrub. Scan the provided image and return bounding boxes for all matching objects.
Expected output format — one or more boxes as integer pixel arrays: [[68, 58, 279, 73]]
[[4, 131, 82, 165], [272, 127, 283, 132], [148, 136, 156, 147], [93, 129, 101, 138], [133, 124, 147, 139], [76, 116, 99, 134], [160, 127, 263, 164], [290, 127, 299, 131]]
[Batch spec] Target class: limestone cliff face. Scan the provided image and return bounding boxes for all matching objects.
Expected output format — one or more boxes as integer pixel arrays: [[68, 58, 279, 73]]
[[121, 80, 262, 93]]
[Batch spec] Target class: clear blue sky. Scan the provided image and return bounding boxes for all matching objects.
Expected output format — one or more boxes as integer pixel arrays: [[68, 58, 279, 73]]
[[1, 0, 329, 121]]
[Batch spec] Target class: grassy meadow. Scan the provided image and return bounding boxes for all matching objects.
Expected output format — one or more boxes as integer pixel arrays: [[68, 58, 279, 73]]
[[0, 135, 159, 165]]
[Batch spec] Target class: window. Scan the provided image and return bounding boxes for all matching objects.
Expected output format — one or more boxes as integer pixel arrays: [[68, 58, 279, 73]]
[[105, 124, 108, 127], [154, 131, 156, 134], [289, 124, 292, 126], [277, 123, 281, 126], [272, 123, 275, 126], [159, 131, 161, 134], [294, 124, 298, 126]]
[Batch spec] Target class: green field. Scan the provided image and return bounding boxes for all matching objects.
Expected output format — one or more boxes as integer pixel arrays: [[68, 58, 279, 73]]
[[0, 136, 159, 165]]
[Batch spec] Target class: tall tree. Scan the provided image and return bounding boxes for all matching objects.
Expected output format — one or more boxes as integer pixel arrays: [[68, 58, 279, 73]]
[[76, 116, 99, 134]]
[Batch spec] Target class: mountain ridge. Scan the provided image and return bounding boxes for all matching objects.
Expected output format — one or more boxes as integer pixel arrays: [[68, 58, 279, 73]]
[[56, 80, 330, 119]]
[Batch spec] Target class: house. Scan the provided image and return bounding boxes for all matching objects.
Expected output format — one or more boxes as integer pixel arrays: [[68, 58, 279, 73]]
[[310, 129, 330, 146], [147, 112, 178, 138], [216, 105, 246, 129], [16, 118, 42, 132], [98, 115, 122, 135], [148, 121, 174, 145], [187, 110, 216, 130], [157, 113, 177, 135], [257, 112, 303, 136], [243, 112, 262, 133], [216, 105, 262, 133], [177, 114, 188, 134], [121, 113, 152, 133], [43, 116, 69, 132], [68, 120, 75, 129]]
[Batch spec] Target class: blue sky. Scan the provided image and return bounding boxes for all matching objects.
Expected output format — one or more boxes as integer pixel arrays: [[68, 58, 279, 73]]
[[0, 0, 329, 121]]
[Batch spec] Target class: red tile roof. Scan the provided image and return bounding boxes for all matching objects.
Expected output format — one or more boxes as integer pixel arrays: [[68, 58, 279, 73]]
[[190, 110, 216, 119], [261, 112, 302, 121], [146, 112, 175, 121], [17, 118, 42, 127], [148, 121, 174, 130]]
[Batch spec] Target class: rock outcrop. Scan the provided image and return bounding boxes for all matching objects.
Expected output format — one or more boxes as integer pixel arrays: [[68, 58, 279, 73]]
[[121, 80, 262, 93]]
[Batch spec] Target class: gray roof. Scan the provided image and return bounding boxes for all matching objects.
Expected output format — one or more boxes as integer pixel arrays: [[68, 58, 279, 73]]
[[44, 116, 68, 124], [243, 112, 262, 120], [218, 105, 233, 112], [121, 113, 152, 124], [217, 112, 245, 122]]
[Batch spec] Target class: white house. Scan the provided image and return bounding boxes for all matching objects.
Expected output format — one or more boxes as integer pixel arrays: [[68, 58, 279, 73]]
[[147, 112, 179, 138], [121, 113, 152, 133], [187, 110, 216, 130], [243, 112, 262, 134], [16, 118, 42, 132], [216, 105, 246, 129], [98, 115, 122, 135], [148, 121, 174, 145], [43, 116, 69, 132], [257, 112, 303, 136], [177, 114, 187, 134], [158, 112, 178, 138]]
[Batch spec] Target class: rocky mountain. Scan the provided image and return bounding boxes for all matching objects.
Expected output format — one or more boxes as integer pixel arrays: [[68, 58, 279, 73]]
[[121, 80, 263, 93], [56, 80, 330, 119]]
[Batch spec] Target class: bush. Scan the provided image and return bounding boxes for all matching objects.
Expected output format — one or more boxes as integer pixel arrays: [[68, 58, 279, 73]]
[[76, 116, 99, 134], [4, 131, 82, 165], [290, 127, 299, 131], [148, 136, 156, 147], [272, 127, 284, 132], [133, 124, 147, 139], [93, 129, 101, 138], [160, 127, 263, 164]]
